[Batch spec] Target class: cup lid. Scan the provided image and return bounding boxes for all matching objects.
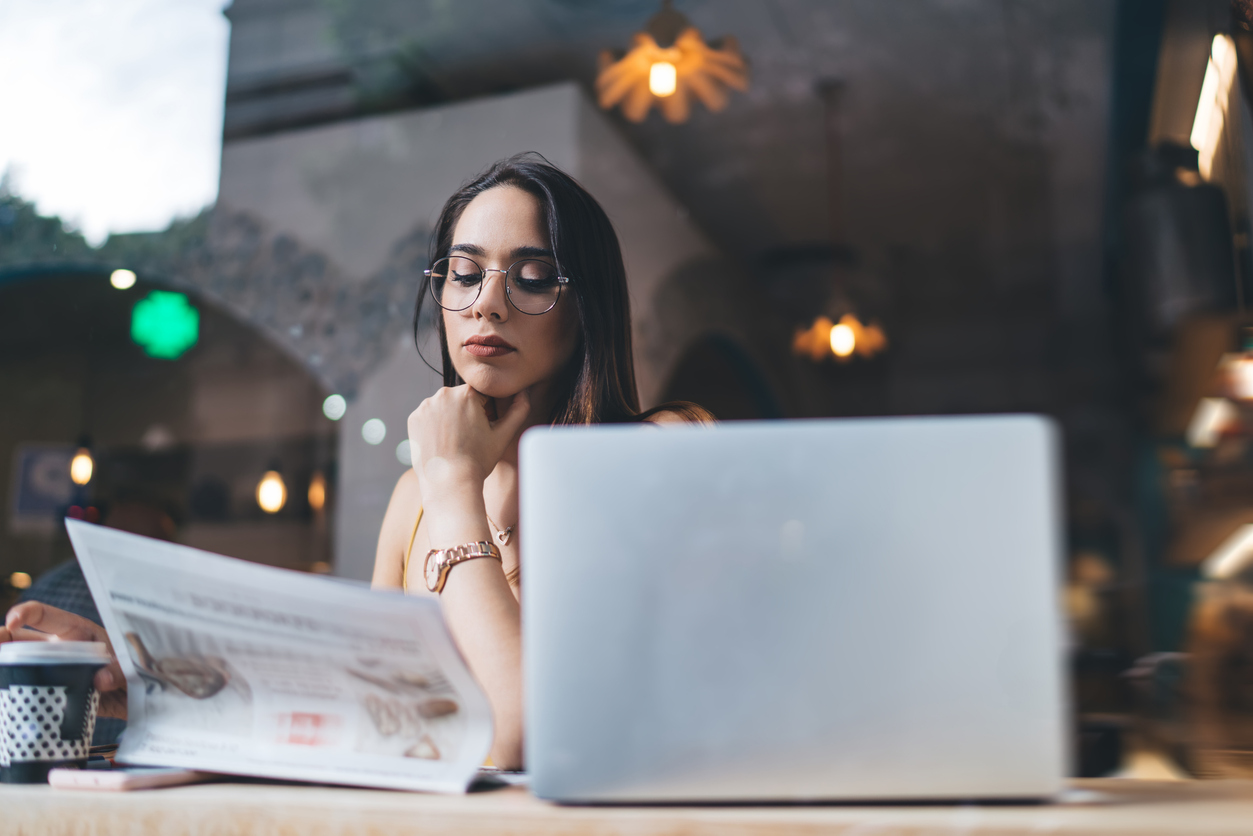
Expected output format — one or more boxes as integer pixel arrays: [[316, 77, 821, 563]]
[[0, 641, 110, 665]]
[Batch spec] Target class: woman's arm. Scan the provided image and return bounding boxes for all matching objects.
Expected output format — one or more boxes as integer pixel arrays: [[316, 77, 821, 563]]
[[422, 477, 524, 769], [369, 384, 530, 769]]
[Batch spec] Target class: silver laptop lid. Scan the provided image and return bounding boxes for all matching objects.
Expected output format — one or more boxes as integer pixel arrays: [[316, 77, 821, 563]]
[[521, 415, 1067, 802]]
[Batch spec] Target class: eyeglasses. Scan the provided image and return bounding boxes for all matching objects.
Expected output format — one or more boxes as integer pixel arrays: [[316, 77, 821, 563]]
[[424, 256, 570, 316]]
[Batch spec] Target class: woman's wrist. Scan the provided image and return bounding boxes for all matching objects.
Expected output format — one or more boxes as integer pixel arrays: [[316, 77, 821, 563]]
[[420, 485, 490, 549], [420, 455, 488, 491]]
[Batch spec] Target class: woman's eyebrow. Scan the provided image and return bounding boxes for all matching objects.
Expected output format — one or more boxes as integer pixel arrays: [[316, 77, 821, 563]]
[[512, 245, 555, 259], [448, 244, 553, 260]]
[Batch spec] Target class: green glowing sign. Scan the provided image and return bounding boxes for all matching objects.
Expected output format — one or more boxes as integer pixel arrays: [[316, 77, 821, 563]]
[[131, 290, 199, 359]]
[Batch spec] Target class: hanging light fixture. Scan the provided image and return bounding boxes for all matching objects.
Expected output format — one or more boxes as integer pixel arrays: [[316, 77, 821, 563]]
[[788, 82, 888, 364], [792, 314, 887, 363], [597, 0, 749, 124]]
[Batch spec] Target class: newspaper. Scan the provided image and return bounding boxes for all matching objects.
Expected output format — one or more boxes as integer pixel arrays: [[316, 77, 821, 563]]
[[65, 519, 493, 793]]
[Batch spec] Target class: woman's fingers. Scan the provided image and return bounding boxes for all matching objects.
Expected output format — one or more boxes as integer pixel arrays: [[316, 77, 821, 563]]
[[4, 601, 103, 643], [95, 660, 125, 692], [3, 602, 128, 719]]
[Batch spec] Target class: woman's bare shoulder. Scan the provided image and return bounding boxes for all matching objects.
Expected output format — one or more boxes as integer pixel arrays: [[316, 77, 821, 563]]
[[391, 467, 422, 503], [373, 469, 423, 589]]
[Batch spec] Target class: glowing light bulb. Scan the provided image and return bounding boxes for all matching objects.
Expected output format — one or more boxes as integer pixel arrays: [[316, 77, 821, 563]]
[[70, 448, 94, 485], [322, 394, 346, 421], [830, 323, 856, 358], [110, 269, 136, 290], [649, 61, 677, 97], [256, 471, 287, 514], [9, 571, 32, 590], [308, 471, 327, 513]]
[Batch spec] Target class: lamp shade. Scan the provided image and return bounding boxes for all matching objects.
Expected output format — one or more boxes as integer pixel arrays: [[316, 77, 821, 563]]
[[597, 3, 748, 124]]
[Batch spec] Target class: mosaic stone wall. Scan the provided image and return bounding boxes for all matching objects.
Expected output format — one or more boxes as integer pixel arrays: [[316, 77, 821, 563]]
[[0, 200, 430, 401]]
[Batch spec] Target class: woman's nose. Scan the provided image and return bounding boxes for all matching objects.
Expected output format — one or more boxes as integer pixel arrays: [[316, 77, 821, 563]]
[[472, 270, 509, 320]]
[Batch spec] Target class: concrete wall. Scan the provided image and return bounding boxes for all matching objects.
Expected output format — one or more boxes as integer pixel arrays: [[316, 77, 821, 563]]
[[217, 83, 713, 579]]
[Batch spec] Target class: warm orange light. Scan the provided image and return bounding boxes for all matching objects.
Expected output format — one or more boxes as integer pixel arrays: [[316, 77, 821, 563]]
[[649, 61, 677, 97], [9, 571, 32, 590], [793, 314, 888, 363], [256, 471, 287, 514], [308, 471, 327, 513], [70, 448, 93, 486], [597, 3, 748, 124], [1229, 356, 1253, 400], [1192, 35, 1237, 179], [830, 322, 856, 357]]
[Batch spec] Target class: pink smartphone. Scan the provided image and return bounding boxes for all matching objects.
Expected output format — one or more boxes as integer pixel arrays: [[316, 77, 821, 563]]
[[48, 767, 212, 791]]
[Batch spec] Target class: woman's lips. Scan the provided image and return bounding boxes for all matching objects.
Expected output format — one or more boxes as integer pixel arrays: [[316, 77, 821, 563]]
[[463, 335, 516, 358]]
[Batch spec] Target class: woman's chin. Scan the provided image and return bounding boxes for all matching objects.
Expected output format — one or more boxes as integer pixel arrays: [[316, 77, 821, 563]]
[[460, 368, 523, 400]]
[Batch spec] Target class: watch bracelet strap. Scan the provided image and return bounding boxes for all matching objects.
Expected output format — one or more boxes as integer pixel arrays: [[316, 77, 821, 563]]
[[429, 540, 503, 591], [440, 540, 502, 566]]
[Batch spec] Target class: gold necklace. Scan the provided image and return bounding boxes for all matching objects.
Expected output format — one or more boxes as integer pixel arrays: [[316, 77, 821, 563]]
[[485, 513, 514, 546]]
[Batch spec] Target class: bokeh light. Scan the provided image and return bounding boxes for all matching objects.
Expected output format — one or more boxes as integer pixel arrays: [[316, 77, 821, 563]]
[[322, 394, 347, 421], [362, 418, 386, 446], [256, 470, 287, 514], [131, 290, 199, 360], [307, 471, 326, 513], [109, 268, 137, 290], [69, 448, 93, 485], [9, 571, 32, 590], [396, 439, 412, 466]]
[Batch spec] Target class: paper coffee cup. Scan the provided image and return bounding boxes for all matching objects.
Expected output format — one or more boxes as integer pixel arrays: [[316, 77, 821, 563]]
[[0, 641, 110, 783]]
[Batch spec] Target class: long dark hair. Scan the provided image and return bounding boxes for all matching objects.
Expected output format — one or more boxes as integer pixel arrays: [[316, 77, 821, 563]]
[[414, 153, 711, 425]]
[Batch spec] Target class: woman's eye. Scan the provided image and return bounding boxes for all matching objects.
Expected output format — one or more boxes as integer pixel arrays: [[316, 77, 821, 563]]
[[451, 272, 482, 286], [514, 277, 558, 293]]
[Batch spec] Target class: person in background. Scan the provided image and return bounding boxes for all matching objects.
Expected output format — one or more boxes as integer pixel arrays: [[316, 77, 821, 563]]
[[2, 492, 178, 741]]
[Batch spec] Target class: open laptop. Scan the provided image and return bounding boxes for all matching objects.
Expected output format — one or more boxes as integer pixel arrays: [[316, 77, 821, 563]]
[[519, 415, 1067, 802]]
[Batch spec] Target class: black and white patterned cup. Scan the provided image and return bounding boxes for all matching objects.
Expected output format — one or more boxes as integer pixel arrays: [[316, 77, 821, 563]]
[[0, 641, 109, 784]]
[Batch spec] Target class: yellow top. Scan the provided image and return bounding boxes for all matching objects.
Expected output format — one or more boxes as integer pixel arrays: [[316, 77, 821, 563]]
[[400, 505, 424, 593]]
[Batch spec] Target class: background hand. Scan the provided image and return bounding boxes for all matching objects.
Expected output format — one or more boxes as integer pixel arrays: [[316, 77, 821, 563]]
[[2, 601, 128, 719]]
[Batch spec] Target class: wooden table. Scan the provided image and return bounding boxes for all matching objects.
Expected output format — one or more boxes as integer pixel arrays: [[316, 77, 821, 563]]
[[4, 778, 1253, 835]]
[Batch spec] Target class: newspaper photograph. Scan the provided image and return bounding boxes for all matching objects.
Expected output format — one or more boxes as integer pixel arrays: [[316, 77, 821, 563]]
[[65, 519, 493, 793]]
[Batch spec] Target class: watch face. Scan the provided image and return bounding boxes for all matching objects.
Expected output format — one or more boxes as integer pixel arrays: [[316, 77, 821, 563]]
[[424, 552, 442, 592]]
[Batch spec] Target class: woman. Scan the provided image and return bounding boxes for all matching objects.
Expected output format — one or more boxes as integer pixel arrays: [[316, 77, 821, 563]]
[[372, 155, 709, 768], [1, 154, 709, 768]]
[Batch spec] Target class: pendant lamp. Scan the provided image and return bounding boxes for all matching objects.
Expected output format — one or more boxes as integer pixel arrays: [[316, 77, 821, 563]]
[[596, 0, 749, 124], [790, 82, 888, 363]]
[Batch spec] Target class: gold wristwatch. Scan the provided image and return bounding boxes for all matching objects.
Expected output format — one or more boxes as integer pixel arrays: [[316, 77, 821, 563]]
[[423, 540, 502, 593]]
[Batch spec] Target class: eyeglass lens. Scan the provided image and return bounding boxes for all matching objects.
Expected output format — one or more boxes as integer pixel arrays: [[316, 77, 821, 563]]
[[428, 257, 563, 315]]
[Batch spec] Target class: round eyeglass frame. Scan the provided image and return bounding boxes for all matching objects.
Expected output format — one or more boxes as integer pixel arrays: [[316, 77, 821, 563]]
[[424, 256, 571, 316]]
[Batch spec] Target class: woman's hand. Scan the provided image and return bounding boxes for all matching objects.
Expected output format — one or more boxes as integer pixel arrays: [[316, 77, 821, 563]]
[[408, 385, 530, 495], [1, 602, 127, 719]]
